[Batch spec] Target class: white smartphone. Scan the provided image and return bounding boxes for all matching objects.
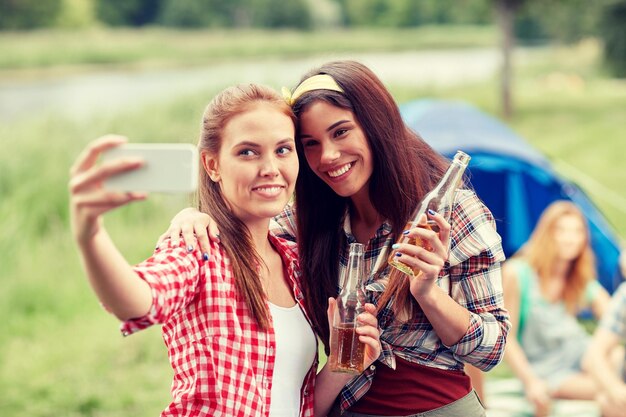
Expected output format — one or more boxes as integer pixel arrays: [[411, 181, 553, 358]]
[[102, 143, 198, 193]]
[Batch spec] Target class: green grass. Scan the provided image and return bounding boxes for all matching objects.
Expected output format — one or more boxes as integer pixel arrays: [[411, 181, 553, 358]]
[[0, 25, 496, 75], [1, 35, 624, 416], [0, 98, 201, 416]]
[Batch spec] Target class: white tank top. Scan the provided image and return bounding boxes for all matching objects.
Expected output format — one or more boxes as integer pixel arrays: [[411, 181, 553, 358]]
[[268, 302, 317, 417]]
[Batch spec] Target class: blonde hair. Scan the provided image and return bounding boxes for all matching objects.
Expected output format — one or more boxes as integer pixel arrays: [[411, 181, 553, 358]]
[[197, 84, 295, 329], [517, 200, 596, 313]]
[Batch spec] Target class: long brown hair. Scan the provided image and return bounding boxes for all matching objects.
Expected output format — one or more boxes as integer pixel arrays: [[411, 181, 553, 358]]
[[516, 200, 596, 313], [197, 84, 296, 330], [292, 61, 448, 349]]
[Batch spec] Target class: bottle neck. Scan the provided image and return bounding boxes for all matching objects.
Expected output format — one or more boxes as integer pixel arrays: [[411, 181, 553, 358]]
[[409, 157, 468, 225], [436, 160, 466, 194], [340, 244, 365, 296]]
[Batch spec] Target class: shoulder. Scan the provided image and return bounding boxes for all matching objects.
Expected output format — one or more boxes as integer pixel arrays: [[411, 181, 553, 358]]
[[450, 190, 500, 242], [503, 258, 528, 276], [270, 203, 298, 243], [453, 189, 495, 224], [202, 240, 232, 279], [148, 238, 203, 267], [448, 189, 505, 265], [584, 279, 606, 302], [502, 259, 533, 292]]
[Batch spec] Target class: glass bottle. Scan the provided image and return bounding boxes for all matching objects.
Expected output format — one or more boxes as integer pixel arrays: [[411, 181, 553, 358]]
[[388, 150, 471, 276], [329, 242, 367, 374]]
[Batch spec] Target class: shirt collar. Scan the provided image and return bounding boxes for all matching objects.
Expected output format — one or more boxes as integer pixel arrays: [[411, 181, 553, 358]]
[[341, 209, 393, 241]]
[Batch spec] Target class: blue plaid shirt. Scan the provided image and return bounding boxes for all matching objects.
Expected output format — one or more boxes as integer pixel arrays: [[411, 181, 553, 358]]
[[273, 190, 510, 412]]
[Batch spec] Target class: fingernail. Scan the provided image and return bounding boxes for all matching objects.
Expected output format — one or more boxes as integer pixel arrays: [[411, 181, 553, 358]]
[[428, 209, 436, 216], [402, 230, 409, 235], [395, 252, 402, 257], [187, 245, 194, 252], [392, 244, 399, 249], [203, 252, 209, 261]]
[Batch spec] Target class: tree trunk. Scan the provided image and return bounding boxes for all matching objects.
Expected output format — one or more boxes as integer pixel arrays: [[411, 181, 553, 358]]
[[496, 0, 517, 119]]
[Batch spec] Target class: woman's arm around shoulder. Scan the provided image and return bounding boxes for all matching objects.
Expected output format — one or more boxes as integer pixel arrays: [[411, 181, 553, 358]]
[[156, 204, 298, 258]]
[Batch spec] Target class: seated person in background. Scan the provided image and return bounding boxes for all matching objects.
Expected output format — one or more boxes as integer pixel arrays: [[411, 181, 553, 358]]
[[582, 254, 626, 417], [502, 200, 611, 417]]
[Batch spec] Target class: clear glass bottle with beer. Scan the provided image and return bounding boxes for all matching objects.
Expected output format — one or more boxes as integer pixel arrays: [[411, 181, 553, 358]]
[[329, 242, 367, 374], [388, 150, 471, 276]]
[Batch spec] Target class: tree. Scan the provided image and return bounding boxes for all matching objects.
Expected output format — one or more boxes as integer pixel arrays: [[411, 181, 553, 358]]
[[600, 0, 626, 78], [494, 0, 525, 119]]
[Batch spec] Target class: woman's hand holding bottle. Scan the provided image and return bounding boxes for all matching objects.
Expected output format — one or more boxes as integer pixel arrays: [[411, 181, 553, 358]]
[[391, 210, 451, 300], [326, 298, 381, 370]]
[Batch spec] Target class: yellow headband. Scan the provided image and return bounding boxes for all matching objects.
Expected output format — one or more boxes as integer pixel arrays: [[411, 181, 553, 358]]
[[282, 74, 344, 106]]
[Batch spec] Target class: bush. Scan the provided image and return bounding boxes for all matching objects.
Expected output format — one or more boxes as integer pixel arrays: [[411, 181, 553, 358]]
[[158, 0, 244, 28], [251, 0, 312, 29], [158, 0, 311, 29], [0, 0, 63, 30]]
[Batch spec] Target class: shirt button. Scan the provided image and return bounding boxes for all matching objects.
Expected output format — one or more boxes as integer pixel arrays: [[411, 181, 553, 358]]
[[369, 365, 376, 371]]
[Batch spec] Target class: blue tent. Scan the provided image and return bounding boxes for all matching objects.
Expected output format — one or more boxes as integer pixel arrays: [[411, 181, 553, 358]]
[[400, 99, 624, 292]]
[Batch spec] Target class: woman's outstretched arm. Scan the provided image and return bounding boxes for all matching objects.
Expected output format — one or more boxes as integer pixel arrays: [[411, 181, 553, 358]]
[[70, 135, 152, 320]]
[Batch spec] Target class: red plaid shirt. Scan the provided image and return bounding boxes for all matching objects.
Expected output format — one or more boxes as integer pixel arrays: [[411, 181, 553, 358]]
[[120, 234, 317, 417]]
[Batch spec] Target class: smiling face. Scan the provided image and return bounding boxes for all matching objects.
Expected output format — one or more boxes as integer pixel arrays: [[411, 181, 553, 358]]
[[298, 100, 374, 199], [202, 102, 298, 225]]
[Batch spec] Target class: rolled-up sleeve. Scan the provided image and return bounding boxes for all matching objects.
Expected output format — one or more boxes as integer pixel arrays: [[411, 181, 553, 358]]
[[444, 190, 510, 370], [120, 240, 204, 336]]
